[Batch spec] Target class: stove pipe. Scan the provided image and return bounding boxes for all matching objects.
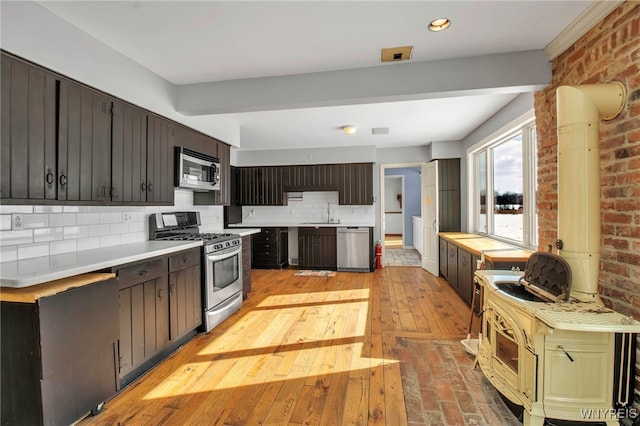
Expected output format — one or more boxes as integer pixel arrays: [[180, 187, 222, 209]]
[[556, 82, 626, 303]]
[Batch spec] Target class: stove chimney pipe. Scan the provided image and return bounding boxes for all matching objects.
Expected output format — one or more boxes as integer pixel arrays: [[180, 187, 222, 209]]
[[556, 82, 626, 303]]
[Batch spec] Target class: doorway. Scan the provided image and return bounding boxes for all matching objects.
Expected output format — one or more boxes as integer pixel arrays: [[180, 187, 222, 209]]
[[380, 165, 423, 266]]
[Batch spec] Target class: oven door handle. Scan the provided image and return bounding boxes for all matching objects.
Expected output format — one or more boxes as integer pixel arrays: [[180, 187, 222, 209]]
[[207, 248, 240, 262]]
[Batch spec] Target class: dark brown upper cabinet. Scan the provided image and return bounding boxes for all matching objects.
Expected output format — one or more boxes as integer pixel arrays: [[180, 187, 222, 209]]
[[146, 115, 176, 204], [235, 163, 374, 206], [338, 163, 374, 205], [437, 158, 461, 232], [57, 79, 113, 202], [111, 101, 148, 203], [1, 54, 57, 201]]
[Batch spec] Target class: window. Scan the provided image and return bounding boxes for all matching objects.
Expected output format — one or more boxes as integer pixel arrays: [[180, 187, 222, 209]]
[[469, 114, 537, 248]]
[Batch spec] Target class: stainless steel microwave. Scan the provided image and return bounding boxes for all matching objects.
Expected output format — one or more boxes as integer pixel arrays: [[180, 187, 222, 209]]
[[175, 147, 220, 191]]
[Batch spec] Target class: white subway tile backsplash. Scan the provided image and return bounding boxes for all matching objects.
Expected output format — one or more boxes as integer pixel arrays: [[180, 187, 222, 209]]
[[63, 226, 90, 240], [34, 206, 63, 213], [0, 230, 33, 246], [34, 227, 64, 242], [0, 246, 18, 263], [100, 235, 121, 248], [20, 214, 49, 229], [0, 215, 11, 231], [0, 189, 225, 262], [50, 240, 77, 255], [77, 213, 101, 225], [0, 246, 18, 262], [18, 243, 50, 260], [100, 212, 123, 224], [76, 237, 101, 251], [88, 224, 111, 237], [49, 213, 77, 227], [0, 205, 33, 214]]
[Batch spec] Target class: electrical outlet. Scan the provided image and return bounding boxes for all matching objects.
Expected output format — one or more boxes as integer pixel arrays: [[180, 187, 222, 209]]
[[249, 209, 255, 217], [123, 212, 132, 222], [12, 214, 23, 230]]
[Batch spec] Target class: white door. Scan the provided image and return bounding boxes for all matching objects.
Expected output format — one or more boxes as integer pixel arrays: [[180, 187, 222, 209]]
[[421, 161, 439, 275]]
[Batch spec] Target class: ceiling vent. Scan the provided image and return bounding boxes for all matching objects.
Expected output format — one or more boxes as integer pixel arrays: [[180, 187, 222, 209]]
[[381, 46, 412, 62], [371, 127, 390, 135]]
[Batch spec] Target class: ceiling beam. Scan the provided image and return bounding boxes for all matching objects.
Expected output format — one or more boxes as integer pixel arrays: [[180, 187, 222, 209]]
[[176, 50, 551, 116]]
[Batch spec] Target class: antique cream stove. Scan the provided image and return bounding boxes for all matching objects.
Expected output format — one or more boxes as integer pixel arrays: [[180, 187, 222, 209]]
[[476, 82, 640, 426]]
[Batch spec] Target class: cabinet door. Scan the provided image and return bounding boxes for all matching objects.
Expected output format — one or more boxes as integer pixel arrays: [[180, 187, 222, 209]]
[[446, 242, 458, 289], [439, 238, 448, 278], [58, 80, 112, 201], [119, 276, 169, 377], [458, 249, 473, 304], [147, 115, 175, 204], [339, 163, 373, 205], [112, 101, 148, 203], [241, 235, 252, 298], [1, 54, 57, 200], [169, 265, 202, 341], [299, 228, 337, 270]]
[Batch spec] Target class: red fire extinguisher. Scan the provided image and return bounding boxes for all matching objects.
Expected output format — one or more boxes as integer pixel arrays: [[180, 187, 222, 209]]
[[375, 241, 383, 269]]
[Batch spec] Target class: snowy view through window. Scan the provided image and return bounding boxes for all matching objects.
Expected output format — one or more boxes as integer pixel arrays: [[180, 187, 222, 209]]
[[492, 135, 523, 242]]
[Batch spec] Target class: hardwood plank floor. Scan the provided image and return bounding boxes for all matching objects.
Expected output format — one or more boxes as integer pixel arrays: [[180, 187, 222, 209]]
[[80, 267, 477, 426]]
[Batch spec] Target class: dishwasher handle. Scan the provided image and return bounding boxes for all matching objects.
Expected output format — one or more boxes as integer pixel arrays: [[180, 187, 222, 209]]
[[337, 227, 369, 233]]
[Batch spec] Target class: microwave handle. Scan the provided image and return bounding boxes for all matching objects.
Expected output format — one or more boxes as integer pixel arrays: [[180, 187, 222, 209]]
[[184, 153, 218, 168]]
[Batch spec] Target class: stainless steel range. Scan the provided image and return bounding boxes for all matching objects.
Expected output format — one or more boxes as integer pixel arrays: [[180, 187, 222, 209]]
[[150, 212, 242, 332]]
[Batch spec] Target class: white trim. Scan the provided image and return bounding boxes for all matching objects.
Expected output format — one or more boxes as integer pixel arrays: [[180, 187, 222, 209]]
[[544, 0, 623, 60], [467, 110, 535, 154]]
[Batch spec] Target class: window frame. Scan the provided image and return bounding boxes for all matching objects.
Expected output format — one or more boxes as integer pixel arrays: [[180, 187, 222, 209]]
[[467, 111, 537, 249]]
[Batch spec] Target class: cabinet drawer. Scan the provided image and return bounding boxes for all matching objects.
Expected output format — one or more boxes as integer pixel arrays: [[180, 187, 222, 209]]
[[117, 258, 166, 287], [169, 248, 200, 272]]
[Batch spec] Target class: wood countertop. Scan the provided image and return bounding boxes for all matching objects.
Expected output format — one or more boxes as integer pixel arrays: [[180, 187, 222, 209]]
[[0, 273, 116, 303], [439, 232, 533, 262]]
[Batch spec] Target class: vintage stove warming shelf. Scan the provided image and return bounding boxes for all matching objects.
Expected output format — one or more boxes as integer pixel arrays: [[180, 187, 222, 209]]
[[475, 83, 640, 426]]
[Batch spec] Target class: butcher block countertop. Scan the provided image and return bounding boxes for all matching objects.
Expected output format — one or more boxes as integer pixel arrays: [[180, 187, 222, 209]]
[[439, 232, 533, 263], [0, 241, 202, 288], [0, 273, 116, 303]]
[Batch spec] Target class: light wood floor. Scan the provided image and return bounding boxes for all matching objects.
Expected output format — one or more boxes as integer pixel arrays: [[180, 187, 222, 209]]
[[80, 267, 477, 426], [384, 234, 402, 248]]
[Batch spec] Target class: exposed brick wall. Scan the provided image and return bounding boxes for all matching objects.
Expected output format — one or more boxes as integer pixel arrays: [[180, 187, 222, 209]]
[[534, 0, 640, 401]]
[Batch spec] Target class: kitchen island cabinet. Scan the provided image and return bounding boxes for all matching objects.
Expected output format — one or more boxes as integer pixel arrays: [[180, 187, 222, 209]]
[[1, 274, 119, 426]]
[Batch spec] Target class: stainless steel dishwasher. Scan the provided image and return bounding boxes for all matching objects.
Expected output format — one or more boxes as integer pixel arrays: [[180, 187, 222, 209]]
[[336, 227, 370, 272]]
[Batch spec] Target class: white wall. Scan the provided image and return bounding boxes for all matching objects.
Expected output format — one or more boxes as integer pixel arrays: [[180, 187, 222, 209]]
[[460, 93, 535, 231], [431, 140, 463, 159], [0, 1, 240, 146], [236, 145, 377, 167], [0, 190, 223, 263]]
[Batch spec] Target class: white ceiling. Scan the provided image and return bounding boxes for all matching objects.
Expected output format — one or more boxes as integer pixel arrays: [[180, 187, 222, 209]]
[[37, 1, 596, 151]]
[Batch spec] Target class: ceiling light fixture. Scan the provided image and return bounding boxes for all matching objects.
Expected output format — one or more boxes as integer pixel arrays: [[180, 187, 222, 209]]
[[341, 125, 357, 135], [428, 18, 451, 32]]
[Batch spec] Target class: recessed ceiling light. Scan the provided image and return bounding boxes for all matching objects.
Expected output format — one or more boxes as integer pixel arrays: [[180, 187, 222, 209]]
[[341, 125, 357, 135], [428, 18, 451, 32]]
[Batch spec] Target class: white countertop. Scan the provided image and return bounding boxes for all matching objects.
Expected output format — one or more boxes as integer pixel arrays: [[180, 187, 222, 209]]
[[223, 228, 261, 236], [228, 223, 374, 228], [0, 241, 202, 288]]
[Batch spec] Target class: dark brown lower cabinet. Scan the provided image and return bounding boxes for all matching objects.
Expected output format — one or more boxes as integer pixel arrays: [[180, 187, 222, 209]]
[[241, 234, 252, 298], [252, 227, 288, 269], [1, 278, 119, 426], [446, 241, 458, 290], [168, 248, 202, 342], [458, 249, 473, 304], [439, 238, 448, 279], [298, 227, 337, 270], [115, 249, 200, 387]]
